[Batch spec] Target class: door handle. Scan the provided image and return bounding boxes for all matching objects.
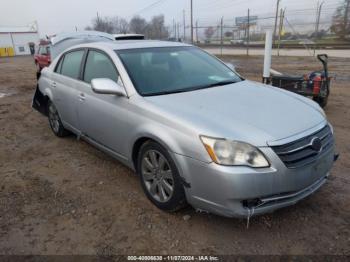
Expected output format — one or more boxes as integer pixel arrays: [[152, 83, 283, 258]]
[[78, 93, 86, 101], [51, 82, 57, 88]]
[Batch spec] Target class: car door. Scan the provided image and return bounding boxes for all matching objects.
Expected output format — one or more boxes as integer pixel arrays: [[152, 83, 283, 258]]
[[51, 49, 85, 132], [38, 46, 49, 67], [43, 46, 51, 67], [36, 46, 44, 65], [75, 49, 130, 156]]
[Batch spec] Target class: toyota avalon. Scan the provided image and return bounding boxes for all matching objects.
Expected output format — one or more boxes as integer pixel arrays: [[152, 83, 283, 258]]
[[32, 40, 337, 218]]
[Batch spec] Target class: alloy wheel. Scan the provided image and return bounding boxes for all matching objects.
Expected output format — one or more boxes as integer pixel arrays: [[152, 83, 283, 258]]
[[48, 103, 60, 134], [141, 150, 174, 203]]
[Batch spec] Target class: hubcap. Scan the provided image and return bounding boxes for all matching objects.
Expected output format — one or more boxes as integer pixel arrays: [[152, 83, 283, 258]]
[[141, 150, 174, 203], [48, 103, 60, 134]]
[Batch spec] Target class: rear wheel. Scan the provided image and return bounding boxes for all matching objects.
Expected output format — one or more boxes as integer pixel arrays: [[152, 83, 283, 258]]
[[137, 141, 187, 212], [47, 101, 69, 137]]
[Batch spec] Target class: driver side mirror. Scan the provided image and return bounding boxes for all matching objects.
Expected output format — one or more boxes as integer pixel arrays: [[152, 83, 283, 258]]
[[91, 78, 126, 96]]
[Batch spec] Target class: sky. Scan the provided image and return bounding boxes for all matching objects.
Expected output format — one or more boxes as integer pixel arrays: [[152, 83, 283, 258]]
[[0, 0, 343, 37]]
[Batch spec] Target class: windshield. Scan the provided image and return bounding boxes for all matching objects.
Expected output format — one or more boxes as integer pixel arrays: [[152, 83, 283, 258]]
[[116, 46, 242, 96]]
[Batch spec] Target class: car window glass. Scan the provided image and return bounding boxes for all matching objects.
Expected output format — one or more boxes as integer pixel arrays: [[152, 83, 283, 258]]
[[61, 50, 84, 79], [40, 46, 48, 55], [55, 56, 64, 73], [117, 47, 241, 96], [83, 50, 119, 84]]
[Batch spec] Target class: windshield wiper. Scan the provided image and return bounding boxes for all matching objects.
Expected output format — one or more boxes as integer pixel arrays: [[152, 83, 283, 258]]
[[143, 80, 238, 96], [204, 80, 238, 88], [182, 80, 238, 92]]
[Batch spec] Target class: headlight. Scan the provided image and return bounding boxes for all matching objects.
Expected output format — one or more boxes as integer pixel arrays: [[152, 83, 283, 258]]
[[200, 136, 269, 167]]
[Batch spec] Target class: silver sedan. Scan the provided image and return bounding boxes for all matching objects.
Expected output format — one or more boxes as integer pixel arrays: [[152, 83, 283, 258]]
[[33, 40, 336, 218]]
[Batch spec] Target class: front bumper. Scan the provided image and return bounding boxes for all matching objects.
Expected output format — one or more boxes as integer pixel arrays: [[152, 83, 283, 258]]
[[172, 144, 335, 218]]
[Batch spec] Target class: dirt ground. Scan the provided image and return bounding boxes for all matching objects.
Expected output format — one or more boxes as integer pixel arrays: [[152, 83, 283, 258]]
[[0, 55, 349, 256]]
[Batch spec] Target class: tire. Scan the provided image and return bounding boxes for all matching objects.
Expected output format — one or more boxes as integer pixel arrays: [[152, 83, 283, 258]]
[[47, 100, 70, 137], [313, 87, 329, 108], [313, 95, 328, 108], [137, 141, 187, 212]]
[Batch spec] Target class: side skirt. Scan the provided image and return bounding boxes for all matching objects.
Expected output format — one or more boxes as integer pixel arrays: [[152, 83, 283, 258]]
[[80, 134, 134, 170]]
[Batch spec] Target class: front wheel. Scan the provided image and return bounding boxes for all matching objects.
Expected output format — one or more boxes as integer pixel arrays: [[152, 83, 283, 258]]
[[137, 141, 187, 212], [47, 101, 69, 137]]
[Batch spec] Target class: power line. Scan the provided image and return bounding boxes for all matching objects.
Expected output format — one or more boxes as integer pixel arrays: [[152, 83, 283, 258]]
[[131, 0, 168, 17]]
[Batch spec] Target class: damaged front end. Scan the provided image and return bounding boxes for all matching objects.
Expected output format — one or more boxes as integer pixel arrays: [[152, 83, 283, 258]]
[[32, 85, 48, 116]]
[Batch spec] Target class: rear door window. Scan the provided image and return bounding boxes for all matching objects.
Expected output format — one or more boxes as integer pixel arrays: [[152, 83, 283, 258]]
[[60, 50, 85, 80], [83, 50, 119, 83]]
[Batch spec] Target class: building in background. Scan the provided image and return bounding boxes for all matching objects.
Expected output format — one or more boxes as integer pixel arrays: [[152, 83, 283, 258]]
[[0, 23, 39, 57]]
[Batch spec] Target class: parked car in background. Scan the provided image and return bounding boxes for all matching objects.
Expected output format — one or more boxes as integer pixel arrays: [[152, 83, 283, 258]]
[[32, 38, 337, 218], [34, 40, 51, 75]]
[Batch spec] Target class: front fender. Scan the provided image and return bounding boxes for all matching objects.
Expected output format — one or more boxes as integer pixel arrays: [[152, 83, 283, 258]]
[[128, 121, 212, 168]]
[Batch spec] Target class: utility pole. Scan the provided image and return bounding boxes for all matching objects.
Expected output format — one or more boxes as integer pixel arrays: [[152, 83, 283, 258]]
[[190, 0, 194, 44], [277, 8, 285, 56], [315, 1, 320, 34], [247, 9, 250, 56], [173, 19, 177, 39], [344, 0, 350, 36], [177, 23, 180, 41], [183, 9, 186, 42], [196, 20, 198, 43], [220, 17, 224, 56], [217, 24, 220, 43], [315, 1, 324, 38], [273, 0, 281, 46], [175, 22, 177, 39]]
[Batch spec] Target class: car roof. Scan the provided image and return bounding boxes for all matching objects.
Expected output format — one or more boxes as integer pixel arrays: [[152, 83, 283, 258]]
[[72, 40, 192, 51]]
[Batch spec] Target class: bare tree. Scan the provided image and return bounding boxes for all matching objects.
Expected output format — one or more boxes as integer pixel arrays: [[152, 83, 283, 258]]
[[205, 27, 215, 40], [85, 14, 169, 39], [89, 16, 114, 33], [330, 0, 350, 39], [129, 16, 148, 34], [86, 16, 129, 34], [113, 17, 129, 34], [146, 15, 169, 39]]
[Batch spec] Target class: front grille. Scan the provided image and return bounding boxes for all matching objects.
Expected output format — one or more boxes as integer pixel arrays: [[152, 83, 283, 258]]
[[271, 125, 334, 169]]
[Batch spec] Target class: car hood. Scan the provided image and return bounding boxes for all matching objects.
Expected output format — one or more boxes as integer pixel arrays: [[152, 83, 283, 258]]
[[144, 80, 326, 147]]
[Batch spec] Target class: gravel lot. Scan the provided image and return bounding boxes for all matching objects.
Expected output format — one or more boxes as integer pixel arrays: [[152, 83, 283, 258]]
[[0, 55, 349, 255]]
